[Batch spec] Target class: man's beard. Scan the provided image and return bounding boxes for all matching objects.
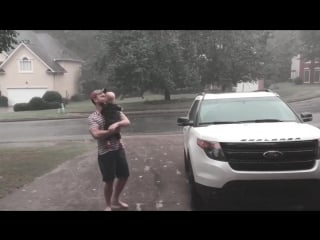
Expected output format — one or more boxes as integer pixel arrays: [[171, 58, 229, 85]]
[[98, 102, 105, 107]]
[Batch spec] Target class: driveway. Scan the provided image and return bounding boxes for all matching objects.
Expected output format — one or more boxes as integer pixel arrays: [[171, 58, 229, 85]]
[[0, 133, 191, 211]]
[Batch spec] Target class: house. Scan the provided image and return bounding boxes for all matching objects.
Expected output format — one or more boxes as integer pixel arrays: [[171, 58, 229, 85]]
[[291, 54, 320, 84], [0, 51, 8, 64], [0, 30, 84, 106], [235, 79, 264, 92]]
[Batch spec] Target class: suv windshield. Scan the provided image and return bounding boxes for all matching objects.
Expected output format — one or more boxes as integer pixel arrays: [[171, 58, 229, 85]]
[[198, 96, 300, 125]]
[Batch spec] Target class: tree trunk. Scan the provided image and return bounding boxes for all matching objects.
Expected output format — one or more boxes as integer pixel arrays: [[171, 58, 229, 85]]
[[164, 88, 171, 101]]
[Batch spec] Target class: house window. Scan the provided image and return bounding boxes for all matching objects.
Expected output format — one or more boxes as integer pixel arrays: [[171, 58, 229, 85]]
[[19, 57, 32, 72], [314, 69, 320, 83], [304, 69, 310, 83]]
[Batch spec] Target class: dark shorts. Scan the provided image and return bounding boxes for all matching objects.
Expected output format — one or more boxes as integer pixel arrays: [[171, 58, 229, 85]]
[[98, 148, 129, 182]]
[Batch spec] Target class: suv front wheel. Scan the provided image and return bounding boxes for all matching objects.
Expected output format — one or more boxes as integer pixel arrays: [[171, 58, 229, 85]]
[[184, 151, 206, 210]]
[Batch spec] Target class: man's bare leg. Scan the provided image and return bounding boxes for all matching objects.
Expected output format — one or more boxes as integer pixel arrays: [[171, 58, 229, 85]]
[[104, 180, 114, 211], [111, 177, 128, 208]]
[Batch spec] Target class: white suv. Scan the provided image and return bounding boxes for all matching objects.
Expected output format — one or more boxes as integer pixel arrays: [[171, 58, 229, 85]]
[[178, 91, 320, 210]]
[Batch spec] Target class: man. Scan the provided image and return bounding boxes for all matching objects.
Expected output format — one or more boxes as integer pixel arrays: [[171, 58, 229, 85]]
[[88, 88, 130, 211]]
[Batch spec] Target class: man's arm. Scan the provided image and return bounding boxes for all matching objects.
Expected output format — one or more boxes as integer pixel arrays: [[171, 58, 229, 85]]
[[108, 112, 130, 131], [89, 127, 118, 140]]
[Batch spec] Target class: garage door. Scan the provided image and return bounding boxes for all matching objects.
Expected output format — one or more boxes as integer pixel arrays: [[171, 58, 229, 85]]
[[7, 88, 48, 106]]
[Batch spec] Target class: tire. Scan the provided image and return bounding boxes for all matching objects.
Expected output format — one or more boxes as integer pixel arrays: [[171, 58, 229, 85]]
[[184, 150, 189, 174], [186, 160, 205, 210], [190, 179, 205, 211]]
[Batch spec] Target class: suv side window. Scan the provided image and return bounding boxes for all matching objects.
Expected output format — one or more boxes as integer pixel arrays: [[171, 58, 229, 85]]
[[188, 100, 200, 121]]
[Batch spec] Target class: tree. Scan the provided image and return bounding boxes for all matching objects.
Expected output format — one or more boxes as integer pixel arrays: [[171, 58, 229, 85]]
[[85, 30, 273, 99], [97, 30, 187, 100], [148, 30, 186, 100], [0, 30, 18, 52], [299, 30, 320, 60], [106, 30, 154, 98], [191, 30, 271, 90], [262, 30, 300, 83]]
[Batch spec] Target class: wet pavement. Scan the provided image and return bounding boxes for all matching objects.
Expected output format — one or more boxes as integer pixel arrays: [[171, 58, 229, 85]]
[[0, 134, 191, 211], [1, 97, 320, 211]]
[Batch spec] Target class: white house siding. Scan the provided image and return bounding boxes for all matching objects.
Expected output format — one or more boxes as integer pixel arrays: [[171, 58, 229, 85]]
[[54, 61, 82, 98], [291, 54, 300, 79], [236, 81, 259, 92], [0, 46, 54, 99]]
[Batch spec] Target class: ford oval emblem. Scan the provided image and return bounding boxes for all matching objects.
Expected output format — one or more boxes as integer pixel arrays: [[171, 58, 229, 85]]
[[263, 151, 283, 160]]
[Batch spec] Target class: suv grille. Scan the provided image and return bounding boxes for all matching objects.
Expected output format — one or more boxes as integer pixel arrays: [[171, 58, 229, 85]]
[[220, 140, 318, 171]]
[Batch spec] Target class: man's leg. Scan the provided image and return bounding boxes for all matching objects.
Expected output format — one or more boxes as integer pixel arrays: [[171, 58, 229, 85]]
[[103, 180, 114, 211], [98, 152, 116, 211], [112, 177, 128, 208], [112, 149, 129, 208]]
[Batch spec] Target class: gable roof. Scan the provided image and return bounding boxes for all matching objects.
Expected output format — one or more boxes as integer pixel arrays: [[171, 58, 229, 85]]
[[0, 30, 83, 73]]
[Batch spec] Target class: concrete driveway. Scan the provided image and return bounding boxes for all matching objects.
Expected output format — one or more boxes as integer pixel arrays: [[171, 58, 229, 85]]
[[0, 133, 191, 211]]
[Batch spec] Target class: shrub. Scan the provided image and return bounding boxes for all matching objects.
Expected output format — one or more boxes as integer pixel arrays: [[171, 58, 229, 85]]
[[43, 101, 61, 109], [293, 77, 303, 85], [13, 103, 30, 112], [42, 91, 62, 103], [70, 94, 87, 102], [29, 97, 45, 110], [264, 79, 273, 89], [0, 96, 8, 107], [62, 98, 69, 105]]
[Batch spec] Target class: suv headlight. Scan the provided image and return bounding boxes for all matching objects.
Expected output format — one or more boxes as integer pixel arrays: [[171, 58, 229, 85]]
[[197, 139, 226, 161]]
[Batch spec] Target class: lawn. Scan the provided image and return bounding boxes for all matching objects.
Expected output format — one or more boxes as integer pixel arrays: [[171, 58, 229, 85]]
[[271, 82, 320, 102], [0, 140, 95, 199], [0, 93, 197, 121], [1, 83, 320, 121]]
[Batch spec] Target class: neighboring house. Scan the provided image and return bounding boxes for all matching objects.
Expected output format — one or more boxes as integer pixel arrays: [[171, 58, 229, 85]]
[[0, 30, 84, 106], [235, 79, 264, 92], [291, 54, 320, 84]]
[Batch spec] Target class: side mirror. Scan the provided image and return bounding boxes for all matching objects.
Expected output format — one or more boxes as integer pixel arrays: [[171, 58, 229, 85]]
[[177, 117, 193, 126], [300, 112, 313, 122]]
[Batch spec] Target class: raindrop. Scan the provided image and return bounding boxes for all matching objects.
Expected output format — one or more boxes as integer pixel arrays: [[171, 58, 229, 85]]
[[144, 166, 150, 172]]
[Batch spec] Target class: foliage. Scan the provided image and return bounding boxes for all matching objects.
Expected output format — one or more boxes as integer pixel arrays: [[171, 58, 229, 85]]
[[38, 30, 303, 99], [42, 91, 62, 103], [78, 30, 309, 100], [0, 96, 8, 107], [29, 97, 45, 109], [293, 77, 303, 85], [13, 103, 30, 112], [14, 97, 61, 111], [0, 30, 18, 52], [299, 30, 320, 60], [70, 94, 87, 102], [263, 31, 300, 82]]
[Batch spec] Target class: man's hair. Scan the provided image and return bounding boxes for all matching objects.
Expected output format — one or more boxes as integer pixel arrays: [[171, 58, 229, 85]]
[[90, 88, 107, 105]]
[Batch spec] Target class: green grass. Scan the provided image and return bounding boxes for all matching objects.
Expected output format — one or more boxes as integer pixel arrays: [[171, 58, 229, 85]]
[[1, 83, 320, 121], [0, 141, 95, 199], [271, 82, 320, 102], [65, 93, 197, 113], [0, 93, 196, 121]]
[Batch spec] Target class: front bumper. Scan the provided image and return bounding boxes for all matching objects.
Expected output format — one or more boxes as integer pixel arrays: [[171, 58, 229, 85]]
[[191, 149, 320, 188]]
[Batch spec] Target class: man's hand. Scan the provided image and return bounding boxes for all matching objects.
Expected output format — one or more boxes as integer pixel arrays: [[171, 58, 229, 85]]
[[108, 122, 120, 131]]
